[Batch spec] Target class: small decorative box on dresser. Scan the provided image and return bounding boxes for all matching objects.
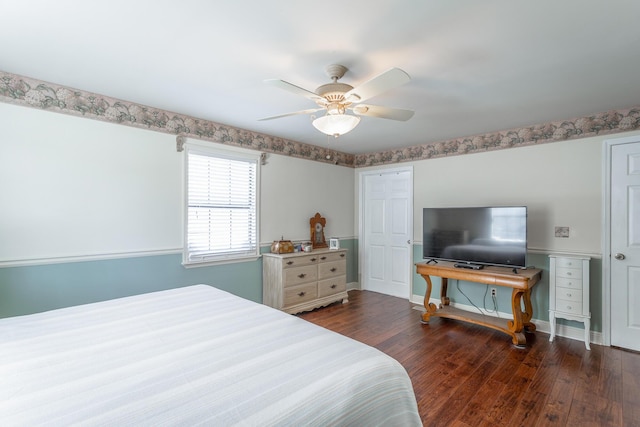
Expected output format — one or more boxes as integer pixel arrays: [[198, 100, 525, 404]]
[[548, 255, 591, 350], [263, 248, 348, 314]]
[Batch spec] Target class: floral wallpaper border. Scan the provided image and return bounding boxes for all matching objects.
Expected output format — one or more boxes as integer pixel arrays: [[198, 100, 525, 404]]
[[0, 71, 354, 167], [1, 70, 639, 168], [356, 106, 640, 167]]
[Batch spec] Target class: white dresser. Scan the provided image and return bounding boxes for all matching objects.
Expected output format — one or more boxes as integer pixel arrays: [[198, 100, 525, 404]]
[[548, 255, 591, 350], [263, 248, 348, 314]]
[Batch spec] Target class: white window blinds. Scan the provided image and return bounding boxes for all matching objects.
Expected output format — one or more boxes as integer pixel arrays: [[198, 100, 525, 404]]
[[185, 146, 259, 264]]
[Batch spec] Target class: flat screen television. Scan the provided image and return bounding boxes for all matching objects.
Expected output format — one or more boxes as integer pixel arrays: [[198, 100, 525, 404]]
[[422, 206, 527, 269]]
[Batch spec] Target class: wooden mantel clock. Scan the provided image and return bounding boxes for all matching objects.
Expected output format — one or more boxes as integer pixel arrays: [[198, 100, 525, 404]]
[[310, 212, 327, 249]]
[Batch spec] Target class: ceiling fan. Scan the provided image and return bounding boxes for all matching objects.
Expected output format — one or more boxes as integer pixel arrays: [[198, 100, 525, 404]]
[[260, 64, 414, 137]]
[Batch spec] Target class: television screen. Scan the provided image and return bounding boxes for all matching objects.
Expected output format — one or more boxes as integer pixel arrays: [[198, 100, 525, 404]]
[[422, 206, 527, 268]]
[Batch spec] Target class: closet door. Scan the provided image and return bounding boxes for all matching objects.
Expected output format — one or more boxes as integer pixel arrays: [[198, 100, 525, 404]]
[[608, 138, 640, 351], [360, 168, 413, 299]]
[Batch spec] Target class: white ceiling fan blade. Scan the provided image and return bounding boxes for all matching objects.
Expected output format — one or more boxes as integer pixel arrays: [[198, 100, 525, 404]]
[[258, 108, 323, 121], [352, 104, 414, 121], [344, 68, 411, 103], [264, 79, 322, 102]]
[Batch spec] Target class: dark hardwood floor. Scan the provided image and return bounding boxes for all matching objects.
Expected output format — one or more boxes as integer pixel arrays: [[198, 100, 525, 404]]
[[298, 290, 640, 427]]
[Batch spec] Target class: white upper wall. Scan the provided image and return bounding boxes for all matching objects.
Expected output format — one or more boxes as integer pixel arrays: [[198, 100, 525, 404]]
[[0, 103, 182, 261], [4, 100, 640, 263], [0, 102, 355, 264], [260, 153, 355, 243], [358, 129, 640, 256]]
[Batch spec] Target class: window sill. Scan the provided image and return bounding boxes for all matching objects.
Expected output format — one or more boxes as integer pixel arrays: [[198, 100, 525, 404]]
[[182, 254, 261, 268]]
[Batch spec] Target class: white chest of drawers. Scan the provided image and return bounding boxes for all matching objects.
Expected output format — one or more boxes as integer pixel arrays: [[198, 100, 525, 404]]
[[548, 255, 591, 350], [263, 249, 348, 314]]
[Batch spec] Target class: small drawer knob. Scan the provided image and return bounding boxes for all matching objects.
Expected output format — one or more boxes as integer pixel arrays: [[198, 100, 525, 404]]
[[286, 261, 294, 265], [330, 267, 337, 272], [298, 273, 306, 278], [298, 291, 305, 297]]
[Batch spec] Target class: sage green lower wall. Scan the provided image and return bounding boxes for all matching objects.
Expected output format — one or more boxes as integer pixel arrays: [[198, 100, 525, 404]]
[[1, 239, 601, 334], [0, 239, 359, 319], [412, 246, 602, 332]]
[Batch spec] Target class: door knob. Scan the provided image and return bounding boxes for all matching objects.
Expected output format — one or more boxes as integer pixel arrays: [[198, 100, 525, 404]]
[[614, 253, 626, 260]]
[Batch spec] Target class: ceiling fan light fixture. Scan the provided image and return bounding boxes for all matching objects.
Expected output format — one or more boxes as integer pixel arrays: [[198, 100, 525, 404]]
[[312, 114, 360, 137], [326, 102, 345, 115]]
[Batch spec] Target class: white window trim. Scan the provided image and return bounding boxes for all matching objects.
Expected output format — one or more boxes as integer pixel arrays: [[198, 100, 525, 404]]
[[182, 140, 261, 267]]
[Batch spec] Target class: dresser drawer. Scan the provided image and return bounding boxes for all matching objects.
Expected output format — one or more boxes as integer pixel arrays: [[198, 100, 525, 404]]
[[283, 283, 317, 307], [556, 287, 582, 302], [284, 265, 317, 287], [556, 267, 582, 280], [556, 258, 583, 269], [555, 298, 583, 315], [316, 251, 347, 263], [282, 254, 320, 268], [318, 276, 347, 298], [318, 260, 346, 279], [556, 276, 582, 290]]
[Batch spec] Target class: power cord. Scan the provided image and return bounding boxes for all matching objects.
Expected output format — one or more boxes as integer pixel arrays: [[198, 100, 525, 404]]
[[483, 285, 500, 318], [455, 281, 501, 318], [455, 280, 486, 315]]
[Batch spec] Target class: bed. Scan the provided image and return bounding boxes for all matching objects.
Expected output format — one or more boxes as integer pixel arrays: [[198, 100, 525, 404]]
[[0, 285, 422, 426]]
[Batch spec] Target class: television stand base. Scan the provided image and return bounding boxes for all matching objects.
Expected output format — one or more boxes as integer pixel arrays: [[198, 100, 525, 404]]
[[453, 263, 484, 270], [416, 261, 542, 346]]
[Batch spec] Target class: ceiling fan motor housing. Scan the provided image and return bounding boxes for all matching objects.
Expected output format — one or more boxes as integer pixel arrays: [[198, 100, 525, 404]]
[[315, 64, 355, 110]]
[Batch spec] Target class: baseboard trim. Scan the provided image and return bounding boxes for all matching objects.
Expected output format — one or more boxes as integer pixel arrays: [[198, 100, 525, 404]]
[[347, 282, 361, 291]]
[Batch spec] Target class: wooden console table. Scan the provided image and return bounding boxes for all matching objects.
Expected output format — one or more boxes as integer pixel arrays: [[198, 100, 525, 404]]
[[416, 261, 542, 346]]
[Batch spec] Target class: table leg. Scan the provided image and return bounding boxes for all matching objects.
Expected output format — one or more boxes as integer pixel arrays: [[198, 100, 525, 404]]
[[440, 277, 450, 306], [549, 311, 556, 342], [521, 289, 536, 332], [507, 288, 527, 346], [420, 274, 439, 324], [584, 318, 591, 350]]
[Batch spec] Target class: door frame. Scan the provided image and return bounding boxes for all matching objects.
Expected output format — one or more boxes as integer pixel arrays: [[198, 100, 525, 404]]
[[602, 134, 640, 347], [358, 166, 414, 299]]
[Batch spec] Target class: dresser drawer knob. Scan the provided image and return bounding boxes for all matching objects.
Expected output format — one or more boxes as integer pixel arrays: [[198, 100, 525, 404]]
[[298, 273, 306, 278], [286, 261, 294, 265], [566, 272, 572, 276], [330, 267, 337, 272], [321, 256, 327, 260], [298, 291, 306, 297], [331, 284, 337, 289], [340, 254, 345, 257], [311, 258, 317, 262]]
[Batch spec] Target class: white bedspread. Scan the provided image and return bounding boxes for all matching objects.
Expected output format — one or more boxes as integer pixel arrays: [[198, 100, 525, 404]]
[[0, 285, 421, 426]]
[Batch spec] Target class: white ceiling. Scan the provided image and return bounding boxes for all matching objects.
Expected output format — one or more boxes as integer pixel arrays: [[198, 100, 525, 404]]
[[1, 1, 639, 155]]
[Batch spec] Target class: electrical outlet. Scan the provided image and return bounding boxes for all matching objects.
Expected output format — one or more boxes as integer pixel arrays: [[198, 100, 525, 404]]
[[491, 288, 497, 297]]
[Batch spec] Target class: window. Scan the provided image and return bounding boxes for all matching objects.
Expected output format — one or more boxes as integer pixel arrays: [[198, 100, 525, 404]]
[[184, 144, 260, 265]]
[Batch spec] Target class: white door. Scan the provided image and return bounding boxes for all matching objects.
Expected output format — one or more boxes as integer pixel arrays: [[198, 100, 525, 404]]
[[360, 168, 413, 298], [608, 138, 640, 351]]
